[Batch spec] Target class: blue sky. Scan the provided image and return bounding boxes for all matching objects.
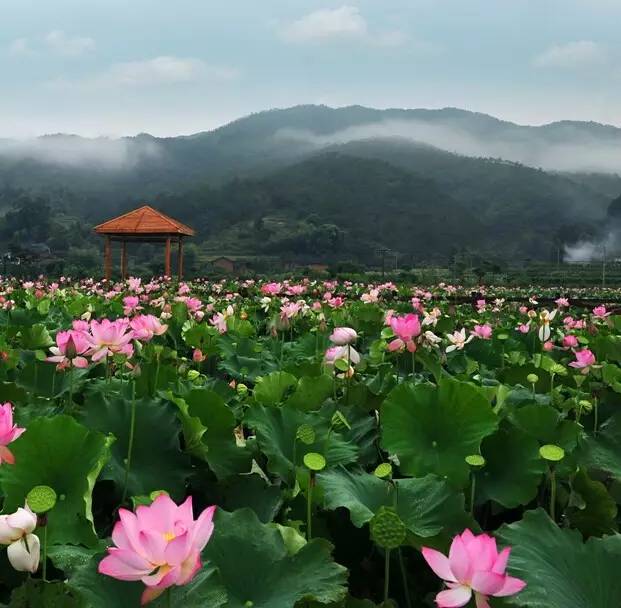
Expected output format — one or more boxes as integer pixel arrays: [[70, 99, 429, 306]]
[[1, 0, 620, 136]]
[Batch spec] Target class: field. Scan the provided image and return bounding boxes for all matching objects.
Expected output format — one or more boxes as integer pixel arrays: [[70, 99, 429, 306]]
[[0, 276, 620, 607]]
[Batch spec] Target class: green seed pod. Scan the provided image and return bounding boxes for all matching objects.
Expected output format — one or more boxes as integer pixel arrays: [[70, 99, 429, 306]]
[[303, 452, 326, 471], [527, 373, 539, 384], [370, 507, 406, 549], [539, 444, 565, 462], [237, 383, 249, 395], [296, 424, 316, 445], [465, 455, 486, 469], [578, 399, 593, 413], [26, 485, 57, 514], [374, 463, 393, 479]]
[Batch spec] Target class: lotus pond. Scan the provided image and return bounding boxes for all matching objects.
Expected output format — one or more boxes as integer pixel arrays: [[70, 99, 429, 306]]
[[0, 276, 620, 607]]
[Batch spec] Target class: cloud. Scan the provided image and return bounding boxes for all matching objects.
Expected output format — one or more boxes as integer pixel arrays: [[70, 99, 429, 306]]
[[8, 38, 32, 56], [44, 30, 95, 56], [533, 40, 606, 69], [49, 56, 239, 89], [280, 6, 367, 43]]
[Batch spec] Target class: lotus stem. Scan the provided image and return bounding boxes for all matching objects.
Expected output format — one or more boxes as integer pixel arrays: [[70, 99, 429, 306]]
[[549, 466, 557, 522], [121, 380, 137, 505], [398, 547, 412, 608], [42, 522, 48, 582], [384, 548, 391, 604], [470, 472, 477, 517], [307, 472, 314, 540]]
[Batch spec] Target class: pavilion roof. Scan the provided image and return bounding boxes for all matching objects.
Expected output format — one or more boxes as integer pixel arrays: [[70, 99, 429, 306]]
[[94, 205, 195, 236]]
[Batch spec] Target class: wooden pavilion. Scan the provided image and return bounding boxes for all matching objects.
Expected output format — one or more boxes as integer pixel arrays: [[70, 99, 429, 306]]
[[94, 205, 195, 280]]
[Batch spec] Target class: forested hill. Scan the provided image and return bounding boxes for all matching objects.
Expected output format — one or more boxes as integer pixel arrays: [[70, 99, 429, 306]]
[[0, 104, 619, 270]]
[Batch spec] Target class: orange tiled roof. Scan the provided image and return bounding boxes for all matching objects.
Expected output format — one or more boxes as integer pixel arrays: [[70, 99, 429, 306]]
[[94, 205, 195, 236]]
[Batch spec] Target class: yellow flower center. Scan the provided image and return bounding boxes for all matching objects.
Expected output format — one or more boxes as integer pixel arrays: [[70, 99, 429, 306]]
[[163, 531, 175, 542]]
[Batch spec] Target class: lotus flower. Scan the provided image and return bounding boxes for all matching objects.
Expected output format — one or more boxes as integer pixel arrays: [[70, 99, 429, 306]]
[[569, 348, 596, 374], [0, 403, 25, 465], [538, 309, 557, 342], [422, 530, 526, 608], [130, 315, 168, 342], [87, 319, 134, 361], [98, 494, 216, 605], [471, 324, 493, 340], [329, 327, 358, 346], [592, 305, 611, 319], [0, 503, 40, 573], [446, 329, 473, 353], [123, 296, 142, 315], [46, 330, 90, 370], [388, 314, 421, 353]]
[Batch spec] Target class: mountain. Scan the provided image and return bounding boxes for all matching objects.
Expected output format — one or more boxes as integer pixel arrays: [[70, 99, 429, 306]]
[[0, 104, 618, 270]]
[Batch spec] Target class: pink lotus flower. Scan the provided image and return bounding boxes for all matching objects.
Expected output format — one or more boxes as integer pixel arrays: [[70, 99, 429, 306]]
[[329, 327, 358, 346], [123, 296, 142, 316], [471, 324, 493, 340], [87, 319, 134, 362], [0, 403, 25, 465], [562, 334, 578, 348], [192, 349, 206, 363], [569, 348, 596, 374], [46, 330, 90, 370], [98, 494, 216, 605], [516, 323, 530, 334], [555, 297, 569, 308], [593, 305, 611, 319], [261, 282, 282, 296], [422, 530, 526, 608], [388, 314, 421, 353], [130, 315, 168, 342], [543, 340, 554, 351]]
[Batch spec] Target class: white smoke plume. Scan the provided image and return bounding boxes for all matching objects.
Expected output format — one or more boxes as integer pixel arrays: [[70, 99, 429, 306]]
[[564, 231, 620, 262]]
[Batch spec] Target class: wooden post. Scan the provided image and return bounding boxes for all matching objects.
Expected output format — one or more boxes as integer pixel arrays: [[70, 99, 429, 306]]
[[177, 237, 184, 280], [120, 240, 127, 280], [164, 237, 171, 277], [104, 236, 112, 280]]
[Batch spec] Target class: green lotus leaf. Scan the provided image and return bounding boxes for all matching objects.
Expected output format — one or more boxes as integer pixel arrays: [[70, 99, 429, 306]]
[[497, 508, 621, 607], [254, 371, 298, 406], [318, 469, 470, 539], [245, 405, 358, 480], [477, 424, 547, 508], [203, 509, 347, 608], [82, 384, 191, 499], [381, 378, 498, 485], [0, 415, 112, 546], [69, 556, 227, 608], [567, 469, 618, 538]]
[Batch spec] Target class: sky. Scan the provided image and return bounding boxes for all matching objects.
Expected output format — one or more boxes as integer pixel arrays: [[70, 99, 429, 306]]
[[2, 0, 621, 137]]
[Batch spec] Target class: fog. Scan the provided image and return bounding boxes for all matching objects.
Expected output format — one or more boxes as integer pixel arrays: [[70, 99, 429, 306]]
[[274, 119, 621, 173], [0, 135, 162, 170]]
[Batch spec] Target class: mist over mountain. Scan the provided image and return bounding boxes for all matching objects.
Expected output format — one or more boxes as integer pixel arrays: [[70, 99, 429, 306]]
[[0, 104, 619, 270]]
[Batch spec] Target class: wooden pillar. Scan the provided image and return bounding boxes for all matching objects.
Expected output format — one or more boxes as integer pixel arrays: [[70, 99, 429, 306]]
[[120, 241, 127, 280], [177, 237, 184, 280], [104, 236, 112, 280], [164, 237, 171, 277]]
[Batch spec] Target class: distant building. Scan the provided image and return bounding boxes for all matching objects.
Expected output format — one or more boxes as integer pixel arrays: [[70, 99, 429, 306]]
[[206, 256, 250, 274]]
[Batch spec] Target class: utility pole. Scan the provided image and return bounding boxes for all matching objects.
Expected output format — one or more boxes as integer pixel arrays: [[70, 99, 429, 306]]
[[375, 248, 390, 278], [602, 244, 607, 288]]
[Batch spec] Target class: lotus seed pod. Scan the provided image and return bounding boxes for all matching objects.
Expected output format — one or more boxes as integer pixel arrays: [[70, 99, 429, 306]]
[[26, 485, 57, 514], [539, 444, 565, 462], [296, 424, 316, 445], [527, 373, 539, 384], [370, 507, 406, 549]]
